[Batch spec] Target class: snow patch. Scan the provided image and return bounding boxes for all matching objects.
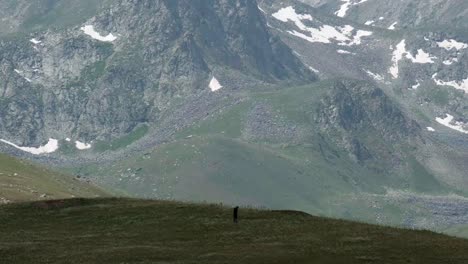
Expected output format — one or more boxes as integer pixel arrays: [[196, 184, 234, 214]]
[[0, 138, 59, 155], [389, 40, 406, 79], [389, 40, 435, 79], [75, 141, 92, 150], [65, 138, 71, 142], [308, 66, 319, 73], [432, 74, 468, 93], [405, 49, 436, 64], [209, 77, 223, 92], [443, 58, 458, 65], [335, 0, 369, 18], [364, 20, 374, 26], [30, 38, 41, 45], [435, 78, 468, 93], [80, 25, 117, 42], [411, 81, 420, 90], [348, 30, 373, 45], [337, 49, 354, 54], [436, 114, 468, 134], [426, 127, 435, 132], [388, 22, 397, 30], [272, 6, 313, 26], [365, 70, 384, 82], [437, 39, 468, 51], [272, 7, 372, 46]]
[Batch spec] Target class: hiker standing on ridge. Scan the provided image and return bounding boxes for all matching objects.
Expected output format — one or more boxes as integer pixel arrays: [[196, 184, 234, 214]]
[[233, 206, 239, 223]]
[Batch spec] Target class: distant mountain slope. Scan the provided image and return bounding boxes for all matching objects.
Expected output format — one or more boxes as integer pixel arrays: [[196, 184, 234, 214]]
[[0, 0, 113, 35], [260, 0, 468, 182], [0, 0, 314, 151], [0, 154, 106, 203], [1, 198, 468, 263], [66, 81, 468, 233], [297, 0, 468, 29]]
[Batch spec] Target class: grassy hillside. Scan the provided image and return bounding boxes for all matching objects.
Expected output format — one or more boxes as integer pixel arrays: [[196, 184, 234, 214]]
[[0, 198, 467, 263], [68, 82, 452, 230], [0, 154, 107, 203]]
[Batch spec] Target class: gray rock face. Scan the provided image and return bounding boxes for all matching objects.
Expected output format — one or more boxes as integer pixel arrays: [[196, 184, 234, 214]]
[[242, 102, 308, 143], [316, 80, 421, 164], [0, 0, 314, 146]]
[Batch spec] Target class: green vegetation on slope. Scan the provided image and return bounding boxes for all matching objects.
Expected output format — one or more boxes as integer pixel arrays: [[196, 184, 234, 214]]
[[20, 0, 112, 33], [0, 154, 107, 203], [93, 125, 149, 153], [0, 198, 467, 264], [67, 82, 449, 229]]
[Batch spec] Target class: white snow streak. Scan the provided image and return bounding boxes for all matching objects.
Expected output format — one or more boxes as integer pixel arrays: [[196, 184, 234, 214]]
[[14, 69, 32, 82], [337, 49, 354, 54], [426, 127, 435, 132], [80, 25, 117, 42], [307, 65, 320, 73], [335, 0, 369, 18], [272, 6, 313, 26], [388, 22, 397, 30], [406, 49, 436, 64], [365, 70, 384, 82], [0, 138, 59, 155], [209, 77, 223, 92], [389, 40, 436, 78], [389, 40, 406, 79], [257, 5, 266, 14], [348, 30, 373, 45], [437, 39, 468, 51], [443, 58, 458, 65], [432, 74, 468, 93], [436, 114, 468, 134], [75, 141, 92, 150], [30, 38, 41, 45], [272, 7, 372, 46], [411, 81, 420, 90]]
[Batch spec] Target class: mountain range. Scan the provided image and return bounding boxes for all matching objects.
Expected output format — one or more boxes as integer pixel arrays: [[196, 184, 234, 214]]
[[0, 0, 467, 237]]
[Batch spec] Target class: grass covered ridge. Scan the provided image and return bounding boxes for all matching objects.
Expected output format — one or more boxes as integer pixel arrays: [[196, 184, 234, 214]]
[[0, 198, 467, 264], [0, 154, 106, 203]]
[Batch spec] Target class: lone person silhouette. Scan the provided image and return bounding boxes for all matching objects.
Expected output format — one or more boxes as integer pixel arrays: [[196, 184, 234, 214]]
[[233, 206, 239, 223]]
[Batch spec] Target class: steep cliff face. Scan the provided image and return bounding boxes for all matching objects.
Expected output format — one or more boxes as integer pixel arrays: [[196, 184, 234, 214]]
[[0, 0, 314, 147], [316, 81, 422, 166]]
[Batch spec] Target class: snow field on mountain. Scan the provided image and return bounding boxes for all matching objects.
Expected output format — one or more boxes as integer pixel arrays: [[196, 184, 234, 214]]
[[272, 6, 372, 46]]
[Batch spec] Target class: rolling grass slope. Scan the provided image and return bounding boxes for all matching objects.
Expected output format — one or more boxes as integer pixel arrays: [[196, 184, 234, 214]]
[[68, 82, 451, 229], [0, 198, 467, 264], [0, 154, 107, 203]]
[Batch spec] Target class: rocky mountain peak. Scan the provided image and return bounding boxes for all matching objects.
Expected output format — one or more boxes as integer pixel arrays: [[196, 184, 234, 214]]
[[0, 0, 314, 148]]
